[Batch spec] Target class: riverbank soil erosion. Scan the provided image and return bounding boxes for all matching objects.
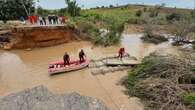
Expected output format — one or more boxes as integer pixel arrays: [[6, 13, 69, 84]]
[[1, 26, 82, 49]]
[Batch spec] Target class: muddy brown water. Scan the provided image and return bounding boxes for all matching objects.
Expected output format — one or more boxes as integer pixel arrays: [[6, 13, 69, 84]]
[[0, 34, 175, 110]]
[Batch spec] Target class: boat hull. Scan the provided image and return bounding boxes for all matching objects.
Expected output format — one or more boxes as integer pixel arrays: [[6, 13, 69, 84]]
[[48, 59, 89, 75]]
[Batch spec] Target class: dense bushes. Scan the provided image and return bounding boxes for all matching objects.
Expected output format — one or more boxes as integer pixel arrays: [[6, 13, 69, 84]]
[[0, 0, 35, 23], [193, 44, 195, 50], [73, 16, 124, 46], [141, 33, 168, 44], [123, 52, 194, 110], [166, 12, 182, 21], [136, 10, 142, 17], [141, 24, 168, 44], [149, 10, 159, 17], [74, 9, 129, 46], [127, 17, 146, 24]]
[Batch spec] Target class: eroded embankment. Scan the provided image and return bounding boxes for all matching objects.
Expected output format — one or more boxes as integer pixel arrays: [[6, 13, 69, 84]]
[[0, 25, 82, 49]]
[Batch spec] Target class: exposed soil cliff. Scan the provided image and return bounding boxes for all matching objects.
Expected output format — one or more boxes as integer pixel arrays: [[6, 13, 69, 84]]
[[0, 26, 82, 49]]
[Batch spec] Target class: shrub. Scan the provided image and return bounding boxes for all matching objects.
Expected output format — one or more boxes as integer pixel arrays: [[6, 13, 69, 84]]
[[166, 12, 182, 21], [136, 10, 142, 17], [74, 16, 124, 46], [123, 53, 193, 110], [191, 10, 195, 18], [182, 93, 195, 105], [143, 7, 147, 12], [193, 44, 195, 50], [142, 24, 168, 44], [96, 21, 124, 46], [149, 10, 159, 17], [192, 67, 195, 72], [127, 17, 146, 24]]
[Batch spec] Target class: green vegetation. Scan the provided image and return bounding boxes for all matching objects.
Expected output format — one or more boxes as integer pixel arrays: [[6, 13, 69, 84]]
[[136, 10, 142, 17], [37, 6, 50, 16], [141, 33, 168, 44], [1, 2, 195, 46], [181, 93, 195, 106], [68, 5, 132, 46], [193, 44, 195, 50], [0, 0, 35, 23], [192, 67, 195, 71], [123, 52, 194, 110], [37, 7, 68, 17], [81, 7, 136, 25], [166, 12, 182, 21], [71, 15, 124, 46], [79, 5, 194, 45], [65, 0, 81, 17]]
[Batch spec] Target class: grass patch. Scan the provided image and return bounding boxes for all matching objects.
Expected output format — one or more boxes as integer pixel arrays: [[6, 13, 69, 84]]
[[192, 44, 195, 50], [181, 93, 195, 105]]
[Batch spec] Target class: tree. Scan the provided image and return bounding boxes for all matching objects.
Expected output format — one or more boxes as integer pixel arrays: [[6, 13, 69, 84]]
[[65, 0, 80, 17], [109, 5, 113, 8], [37, 6, 44, 16], [0, 0, 35, 23], [58, 8, 67, 16]]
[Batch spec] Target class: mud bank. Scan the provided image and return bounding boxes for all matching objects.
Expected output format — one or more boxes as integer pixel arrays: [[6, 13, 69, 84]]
[[0, 86, 109, 110], [0, 25, 82, 49]]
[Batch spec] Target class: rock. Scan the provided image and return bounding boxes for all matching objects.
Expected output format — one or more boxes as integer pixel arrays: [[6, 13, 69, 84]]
[[0, 86, 109, 110]]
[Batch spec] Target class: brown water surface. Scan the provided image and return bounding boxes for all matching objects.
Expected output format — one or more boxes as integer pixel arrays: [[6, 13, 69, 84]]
[[0, 34, 174, 110]]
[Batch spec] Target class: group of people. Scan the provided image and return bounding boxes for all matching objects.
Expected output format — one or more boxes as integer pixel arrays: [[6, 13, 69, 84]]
[[38, 16, 47, 25], [48, 15, 59, 25], [28, 15, 67, 25], [63, 49, 86, 65], [28, 15, 38, 24], [63, 48, 126, 66]]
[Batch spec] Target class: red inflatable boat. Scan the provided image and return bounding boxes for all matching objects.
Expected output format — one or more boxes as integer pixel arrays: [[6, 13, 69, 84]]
[[48, 59, 90, 75]]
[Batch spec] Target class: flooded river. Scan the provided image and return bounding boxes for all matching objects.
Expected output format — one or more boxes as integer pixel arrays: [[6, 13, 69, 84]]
[[0, 34, 174, 110]]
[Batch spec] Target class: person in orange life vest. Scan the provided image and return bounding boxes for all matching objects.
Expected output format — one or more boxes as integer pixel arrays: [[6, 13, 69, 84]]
[[118, 48, 125, 59]]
